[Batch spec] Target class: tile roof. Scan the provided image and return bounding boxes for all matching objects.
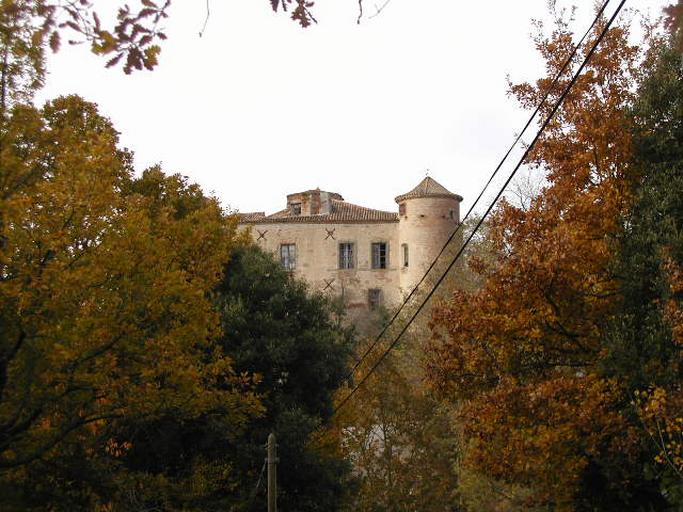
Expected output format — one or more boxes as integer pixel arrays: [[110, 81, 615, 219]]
[[237, 212, 266, 222], [239, 199, 398, 225], [394, 176, 463, 203]]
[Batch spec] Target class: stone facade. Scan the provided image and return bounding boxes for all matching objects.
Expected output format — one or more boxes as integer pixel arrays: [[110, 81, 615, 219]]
[[238, 177, 463, 312]]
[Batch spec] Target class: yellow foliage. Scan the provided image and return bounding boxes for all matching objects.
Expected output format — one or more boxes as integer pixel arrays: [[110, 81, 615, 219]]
[[0, 96, 262, 479]]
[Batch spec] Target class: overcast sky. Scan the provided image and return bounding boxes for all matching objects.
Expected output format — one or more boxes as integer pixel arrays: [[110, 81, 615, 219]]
[[36, 0, 669, 215]]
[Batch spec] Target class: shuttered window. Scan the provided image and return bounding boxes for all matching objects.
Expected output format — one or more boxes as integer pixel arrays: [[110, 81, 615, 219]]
[[280, 244, 296, 270], [371, 242, 388, 269], [339, 243, 354, 269]]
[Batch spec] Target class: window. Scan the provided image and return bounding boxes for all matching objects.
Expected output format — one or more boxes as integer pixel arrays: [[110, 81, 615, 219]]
[[448, 209, 457, 220], [280, 244, 296, 270], [291, 203, 302, 215], [402, 243, 409, 267], [371, 242, 388, 269], [368, 288, 382, 310], [399, 203, 406, 216], [339, 242, 354, 269]]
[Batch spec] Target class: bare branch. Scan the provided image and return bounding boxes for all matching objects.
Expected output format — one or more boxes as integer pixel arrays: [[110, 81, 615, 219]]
[[358, 0, 393, 24], [368, 0, 394, 20], [199, 0, 210, 37], [0, 412, 122, 469]]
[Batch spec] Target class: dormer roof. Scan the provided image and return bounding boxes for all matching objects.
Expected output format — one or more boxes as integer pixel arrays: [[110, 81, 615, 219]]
[[395, 176, 463, 203]]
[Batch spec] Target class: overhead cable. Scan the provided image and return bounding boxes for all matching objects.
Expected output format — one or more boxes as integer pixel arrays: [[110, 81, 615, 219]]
[[334, 0, 628, 416], [343, 0, 613, 382]]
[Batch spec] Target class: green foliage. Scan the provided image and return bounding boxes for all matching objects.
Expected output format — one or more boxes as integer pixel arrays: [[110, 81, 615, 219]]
[[600, 40, 683, 508], [214, 243, 356, 511]]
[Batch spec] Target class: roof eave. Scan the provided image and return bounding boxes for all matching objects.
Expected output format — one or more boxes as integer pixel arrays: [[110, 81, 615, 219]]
[[239, 217, 399, 225], [394, 192, 463, 203]]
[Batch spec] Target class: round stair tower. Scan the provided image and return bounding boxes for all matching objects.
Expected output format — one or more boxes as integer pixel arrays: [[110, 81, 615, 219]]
[[396, 176, 463, 297]]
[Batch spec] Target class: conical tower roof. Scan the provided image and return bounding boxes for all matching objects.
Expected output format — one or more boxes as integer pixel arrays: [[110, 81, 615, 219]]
[[395, 176, 462, 203]]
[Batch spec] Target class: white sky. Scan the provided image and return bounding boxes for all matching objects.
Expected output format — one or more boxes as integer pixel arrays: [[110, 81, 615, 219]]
[[36, 0, 670, 215]]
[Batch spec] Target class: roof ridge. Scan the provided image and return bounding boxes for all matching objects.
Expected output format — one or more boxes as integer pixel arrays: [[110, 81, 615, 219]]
[[240, 197, 399, 224], [332, 198, 396, 213]]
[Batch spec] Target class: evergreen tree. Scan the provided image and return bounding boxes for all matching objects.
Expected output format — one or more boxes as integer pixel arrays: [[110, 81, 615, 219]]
[[601, 40, 683, 508], [215, 244, 356, 511]]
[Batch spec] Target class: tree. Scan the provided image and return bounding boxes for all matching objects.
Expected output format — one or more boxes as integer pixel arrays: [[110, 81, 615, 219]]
[[213, 244, 355, 511], [335, 335, 460, 512], [664, 0, 683, 52], [425, 14, 669, 510], [0, 96, 261, 509], [602, 39, 683, 505], [0, 1, 44, 112]]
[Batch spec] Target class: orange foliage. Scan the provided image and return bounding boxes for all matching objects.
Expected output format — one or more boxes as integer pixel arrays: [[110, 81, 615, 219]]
[[426, 18, 646, 508], [459, 376, 632, 508]]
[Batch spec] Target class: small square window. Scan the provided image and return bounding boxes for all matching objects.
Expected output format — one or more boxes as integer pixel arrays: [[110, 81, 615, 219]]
[[399, 203, 406, 216], [339, 242, 354, 269], [371, 242, 388, 269], [280, 244, 296, 270], [448, 209, 457, 220], [368, 288, 382, 310], [291, 203, 302, 215]]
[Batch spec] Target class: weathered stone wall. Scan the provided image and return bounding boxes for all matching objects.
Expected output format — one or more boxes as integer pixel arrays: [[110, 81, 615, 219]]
[[244, 221, 401, 310]]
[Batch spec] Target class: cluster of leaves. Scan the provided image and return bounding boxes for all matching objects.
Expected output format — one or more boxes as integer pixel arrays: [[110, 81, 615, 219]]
[[86, 0, 170, 73], [633, 388, 683, 478], [269, 0, 317, 28], [426, 15, 683, 512], [0, 0, 170, 85]]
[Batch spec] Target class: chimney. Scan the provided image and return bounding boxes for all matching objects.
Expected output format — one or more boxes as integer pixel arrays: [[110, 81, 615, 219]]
[[310, 188, 321, 215]]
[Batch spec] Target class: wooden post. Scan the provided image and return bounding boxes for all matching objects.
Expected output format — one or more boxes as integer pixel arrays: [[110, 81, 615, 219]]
[[267, 433, 277, 512]]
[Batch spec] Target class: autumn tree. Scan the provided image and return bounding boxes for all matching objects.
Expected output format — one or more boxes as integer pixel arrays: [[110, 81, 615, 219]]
[[0, 96, 261, 509], [425, 14, 674, 510], [335, 333, 461, 512], [71, 241, 356, 510], [329, 218, 497, 512]]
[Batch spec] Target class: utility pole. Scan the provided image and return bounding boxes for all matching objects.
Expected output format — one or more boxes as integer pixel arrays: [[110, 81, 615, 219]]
[[267, 433, 277, 512]]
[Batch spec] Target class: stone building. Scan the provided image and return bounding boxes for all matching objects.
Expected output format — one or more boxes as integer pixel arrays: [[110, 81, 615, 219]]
[[238, 177, 463, 312]]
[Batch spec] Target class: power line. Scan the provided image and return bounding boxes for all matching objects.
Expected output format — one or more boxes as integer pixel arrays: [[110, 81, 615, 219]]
[[334, 0, 628, 416], [247, 460, 267, 511], [344, 0, 613, 383]]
